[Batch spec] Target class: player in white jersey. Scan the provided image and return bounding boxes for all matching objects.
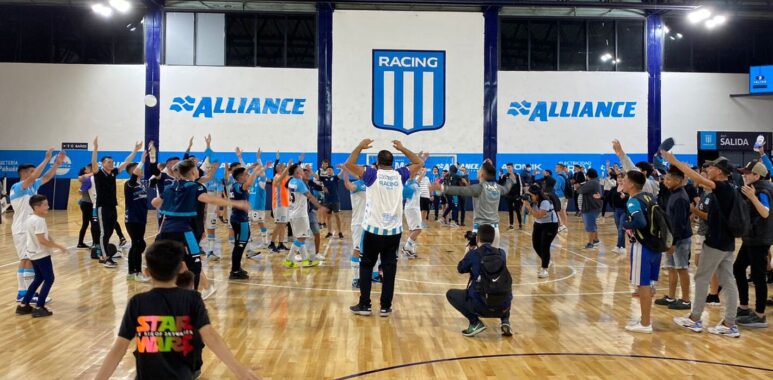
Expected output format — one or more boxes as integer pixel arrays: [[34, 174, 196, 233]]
[[11, 148, 64, 302], [283, 164, 325, 268], [343, 166, 367, 288], [203, 164, 224, 261], [402, 167, 426, 259]]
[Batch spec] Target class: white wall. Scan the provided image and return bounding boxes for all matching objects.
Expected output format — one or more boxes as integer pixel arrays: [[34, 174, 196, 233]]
[[0, 63, 145, 150], [662, 72, 773, 155], [497, 71, 649, 155], [332, 10, 484, 154], [160, 66, 318, 152]]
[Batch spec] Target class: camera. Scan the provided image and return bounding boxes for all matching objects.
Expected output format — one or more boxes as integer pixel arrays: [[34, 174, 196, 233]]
[[464, 231, 478, 250], [520, 193, 531, 202]]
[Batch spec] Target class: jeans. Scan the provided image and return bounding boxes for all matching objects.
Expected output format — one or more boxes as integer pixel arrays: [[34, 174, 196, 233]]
[[614, 208, 626, 248], [21, 256, 54, 308], [446, 289, 510, 324]]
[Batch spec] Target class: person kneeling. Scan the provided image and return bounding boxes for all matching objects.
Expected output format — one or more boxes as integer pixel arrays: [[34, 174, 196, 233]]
[[446, 224, 513, 337]]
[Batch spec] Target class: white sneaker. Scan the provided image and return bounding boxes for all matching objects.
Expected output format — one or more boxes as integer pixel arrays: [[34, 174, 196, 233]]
[[707, 321, 740, 338], [625, 322, 653, 334], [673, 316, 703, 333], [294, 254, 303, 262], [449, 222, 459, 228], [201, 285, 217, 300], [133, 273, 150, 283], [538, 268, 549, 278], [313, 254, 326, 261], [558, 225, 568, 233]]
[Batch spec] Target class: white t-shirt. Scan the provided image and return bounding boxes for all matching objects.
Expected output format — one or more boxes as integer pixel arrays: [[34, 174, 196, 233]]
[[288, 177, 310, 220], [362, 166, 410, 236], [350, 180, 367, 225], [25, 214, 51, 260], [10, 178, 42, 235], [419, 176, 431, 198], [404, 179, 421, 211]]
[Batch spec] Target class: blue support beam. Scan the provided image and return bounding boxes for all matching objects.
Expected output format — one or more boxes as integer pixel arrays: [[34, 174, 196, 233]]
[[317, 3, 333, 167], [646, 13, 663, 161], [144, 0, 163, 178], [483, 6, 500, 165]]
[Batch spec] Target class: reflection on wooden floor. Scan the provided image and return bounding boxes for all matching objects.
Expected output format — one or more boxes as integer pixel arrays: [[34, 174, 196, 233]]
[[0, 210, 771, 379]]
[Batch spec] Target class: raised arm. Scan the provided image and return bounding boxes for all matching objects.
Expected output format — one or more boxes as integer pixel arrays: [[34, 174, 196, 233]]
[[661, 150, 714, 190], [242, 163, 264, 190], [344, 139, 373, 178], [183, 136, 194, 160], [91, 137, 99, 177], [612, 139, 637, 172], [40, 150, 65, 186], [22, 148, 54, 189], [117, 141, 143, 173], [132, 150, 148, 177], [235, 147, 246, 167], [392, 140, 424, 177]]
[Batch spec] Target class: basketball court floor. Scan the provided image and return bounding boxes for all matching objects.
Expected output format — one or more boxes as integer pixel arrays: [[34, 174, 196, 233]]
[[1, 207, 770, 379]]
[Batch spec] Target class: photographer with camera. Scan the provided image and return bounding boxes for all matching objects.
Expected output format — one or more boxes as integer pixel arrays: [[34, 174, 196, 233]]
[[446, 224, 513, 337], [523, 184, 560, 279], [431, 160, 515, 250]]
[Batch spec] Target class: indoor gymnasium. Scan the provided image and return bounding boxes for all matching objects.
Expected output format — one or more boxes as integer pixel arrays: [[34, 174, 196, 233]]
[[1, 0, 772, 378]]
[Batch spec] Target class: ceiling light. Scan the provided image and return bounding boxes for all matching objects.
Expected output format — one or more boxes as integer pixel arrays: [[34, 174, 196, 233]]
[[600, 53, 613, 62], [705, 19, 717, 29], [92, 3, 113, 17], [688, 8, 712, 24], [662, 25, 670, 34], [711, 15, 727, 25], [109, 0, 131, 13], [676, 33, 683, 39]]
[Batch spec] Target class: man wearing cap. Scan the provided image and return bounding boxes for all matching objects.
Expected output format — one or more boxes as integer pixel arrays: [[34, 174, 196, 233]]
[[663, 152, 741, 338], [734, 160, 771, 328]]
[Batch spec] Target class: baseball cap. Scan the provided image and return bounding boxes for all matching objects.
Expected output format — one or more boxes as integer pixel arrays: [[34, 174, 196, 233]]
[[703, 156, 733, 175], [737, 160, 768, 177]]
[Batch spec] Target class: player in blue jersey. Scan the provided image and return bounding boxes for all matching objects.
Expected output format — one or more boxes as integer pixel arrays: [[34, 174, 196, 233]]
[[247, 149, 271, 255], [124, 147, 151, 282], [229, 160, 265, 279]]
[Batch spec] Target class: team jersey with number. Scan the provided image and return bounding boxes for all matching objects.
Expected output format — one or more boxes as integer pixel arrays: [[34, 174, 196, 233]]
[[9, 178, 42, 235], [288, 178, 310, 220], [403, 179, 420, 211]]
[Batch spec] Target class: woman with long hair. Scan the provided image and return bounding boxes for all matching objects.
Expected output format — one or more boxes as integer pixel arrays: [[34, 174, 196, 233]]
[[76, 164, 96, 249], [523, 184, 559, 279]]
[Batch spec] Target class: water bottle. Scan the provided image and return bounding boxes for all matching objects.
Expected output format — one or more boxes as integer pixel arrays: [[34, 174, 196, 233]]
[[754, 135, 765, 149]]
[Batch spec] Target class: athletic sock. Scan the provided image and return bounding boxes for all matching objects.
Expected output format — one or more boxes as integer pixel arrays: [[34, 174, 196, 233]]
[[17, 269, 26, 297], [351, 256, 360, 280], [207, 234, 216, 253], [261, 228, 269, 245], [303, 241, 314, 261], [23, 269, 35, 292], [286, 240, 304, 261]]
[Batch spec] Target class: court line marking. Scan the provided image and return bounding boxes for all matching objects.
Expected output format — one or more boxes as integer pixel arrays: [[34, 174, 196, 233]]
[[335, 353, 773, 379], [395, 266, 576, 286], [217, 279, 633, 297]]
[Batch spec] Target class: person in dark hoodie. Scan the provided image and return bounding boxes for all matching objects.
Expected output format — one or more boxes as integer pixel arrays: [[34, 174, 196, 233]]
[[441, 165, 462, 227], [578, 168, 603, 249], [446, 224, 512, 337]]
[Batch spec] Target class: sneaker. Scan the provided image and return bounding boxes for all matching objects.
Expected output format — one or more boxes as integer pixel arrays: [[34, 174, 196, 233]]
[[247, 251, 261, 260], [207, 252, 221, 261], [32, 306, 53, 318], [614, 247, 625, 254], [508, 225, 514, 230], [518, 225, 523, 230], [372, 274, 383, 283], [350, 304, 372, 316], [558, 225, 568, 233], [267, 242, 276, 251], [294, 254, 303, 262], [655, 296, 675, 306], [338, 232, 344, 239], [736, 308, 752, 318], [282, 259, 296, 268], [538, 268, 549, 278], [352, 279, 360, 288], [501, 322, 513, 336], [271, 246, 280, 253], [103, 259, 118, 268], [736, 313, 768, 328], [438, 219, 447, 225], [119, 238, 128, 248], [449, 222, 459, 228], [312, 254, 326, 261], [584, 243, 595, 249], [673, 316, 703, 333], [278, 244, 289, 251], [668, 299, 692, 310], [324, 232, 333, 239], [301, 260, 320, 267], [707, 321, 740, 338], [462, 321, 487, 337], [706, 294, 721, 306], [15, 304, 33, 315], [200, 285, 217, 300], [112, 251, 123, 259], [624, 322, 653, 334], [379, 307, 392, 317], [229, 271, 249, 280], [402, 247, 418, 259], [592, 239, 600, 246], [76, 243, 90, 249]]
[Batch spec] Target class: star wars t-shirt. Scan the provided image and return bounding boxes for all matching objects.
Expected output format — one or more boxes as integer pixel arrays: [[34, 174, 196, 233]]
[[118, 287, 210, 380]]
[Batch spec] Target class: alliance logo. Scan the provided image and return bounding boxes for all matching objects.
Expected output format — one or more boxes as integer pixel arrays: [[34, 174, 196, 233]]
[[170, 96, 307, 119], [372, 50, 446, 135], [507, 100, 637, 122]]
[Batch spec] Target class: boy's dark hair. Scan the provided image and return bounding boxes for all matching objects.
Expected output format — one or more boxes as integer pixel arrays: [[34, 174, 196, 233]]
[[17, 164, 35, 175], [29, 194, 47, 208], [100, 156, 113, 163], [480, 162, 496, 180], [288, 164, 300, 176], [77, 164, 92, 176], [126, 163, 139, 175], [377, 150, 394, 166], [544, 169, 553, 176], [229, 162, 241, 170], [557, 163, 566, 169], [477, 224, 495, 244], [587, 168, 598, 179], [667, 165, 684, 179], [627, 170, 646, 189], [636, 161, 654, 177], [232, 167, 247, 181], [175, 159, 196, 177], [176, 270, 195, 289], [145, 240, 184, 282], [165, 156, 181, 164]]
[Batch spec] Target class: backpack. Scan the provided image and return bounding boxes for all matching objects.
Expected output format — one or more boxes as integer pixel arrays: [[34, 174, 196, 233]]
[[632, 193, 673, 252], [718, 185, 751, 238], [474, 245, 512, 307], [560, 173, 573, 198], [90, 243, 117, 259]]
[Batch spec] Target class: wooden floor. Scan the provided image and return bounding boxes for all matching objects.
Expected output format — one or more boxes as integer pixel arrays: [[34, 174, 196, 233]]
[[0, 209, 771, 379]]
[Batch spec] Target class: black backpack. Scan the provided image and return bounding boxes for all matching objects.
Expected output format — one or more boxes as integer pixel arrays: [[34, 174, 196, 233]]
[[474, 245, 512, 307], [719, 186, 751, 238], [560, 173, 573, 198], [631, 193, 673, 252], [90, 243, 117, 259]]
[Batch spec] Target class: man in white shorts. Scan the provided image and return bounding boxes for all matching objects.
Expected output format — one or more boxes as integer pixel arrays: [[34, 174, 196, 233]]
[[283, 164, 325, 268], [270, 162, 291, 252], [203, 169, 224, 261], [344, 167, 367, 288], [11, 148, 63, 302], [402, 169, 425, 258]]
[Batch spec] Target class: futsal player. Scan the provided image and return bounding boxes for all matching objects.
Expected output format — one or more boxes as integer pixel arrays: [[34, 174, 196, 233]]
[[283, 163, 326, 268], [343, 165, 367, 288], [248, 149, 270, 254], [124, 147, 150, 282], [270, 162, 291, 252], [402, 165, 427, 258], [229, 160, 265, 279]]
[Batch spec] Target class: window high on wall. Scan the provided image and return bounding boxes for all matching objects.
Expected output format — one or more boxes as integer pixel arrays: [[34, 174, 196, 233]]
[[500, 17, 645, 72], [0, 5, 144, 64], [225, 13, 316, 68], [663, 17, 773, 73]]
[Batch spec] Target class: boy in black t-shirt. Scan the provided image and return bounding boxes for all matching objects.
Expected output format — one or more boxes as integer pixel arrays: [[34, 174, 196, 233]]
[[96, 241, 259, 380]]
